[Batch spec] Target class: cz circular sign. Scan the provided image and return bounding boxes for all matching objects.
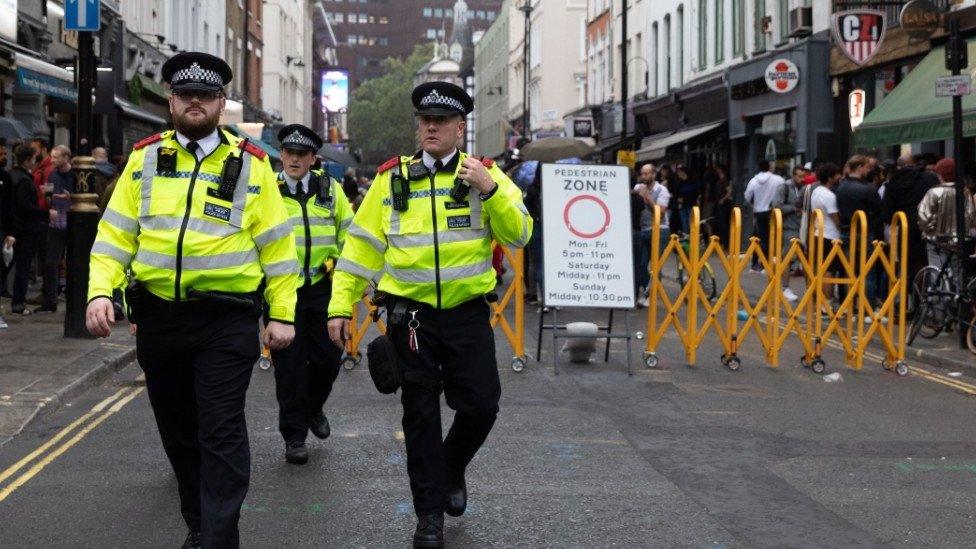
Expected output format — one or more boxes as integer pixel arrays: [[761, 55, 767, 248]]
[[765, 59, 800, 94], [563, 194, 611, 239]]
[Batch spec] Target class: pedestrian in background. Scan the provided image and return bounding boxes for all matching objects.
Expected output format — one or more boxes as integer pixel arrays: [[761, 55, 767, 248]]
[[711, 164, 732, 248], [634, 163, 669, 307], [0, 141, 13, 300], [9, 144, 51, 315], [744, 159, 786, 272], [673, 165, 701, 235], [918, 158, 976, 268], [524, 162, 543, 304], [778, 165, 805, 302], [883, 154, 937, 284], [36, 145, 72, 314], [811, 163, 843, 306]]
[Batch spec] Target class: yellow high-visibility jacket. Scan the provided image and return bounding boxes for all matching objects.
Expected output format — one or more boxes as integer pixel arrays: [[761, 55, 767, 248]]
[[277, 168, 353, 286], [328, 151, 531, 318], [88, 129, 299, 323]]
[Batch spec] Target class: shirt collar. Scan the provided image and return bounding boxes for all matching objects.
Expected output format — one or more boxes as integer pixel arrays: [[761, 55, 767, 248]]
[[421, 149, 458, 173], [175, 130, 221, 161], [281, 171, 312, 194]]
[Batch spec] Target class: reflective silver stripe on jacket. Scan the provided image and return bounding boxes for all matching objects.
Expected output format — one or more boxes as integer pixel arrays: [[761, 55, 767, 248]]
[[347, 222, 387, 254], [263, 258, 301, 276], [228, 151, 252, 228], [336, 257, 381, 282], [140, 142, 162, 218], [91, 240, 133, 265], [100, 208, 139, 234], [295, 235, 338, 248], [385, 258, 492, 284], [253, 220, 294, 248], [141, 216, 240, 238], [134, 248, 259, 271], [388, 227, 489, 249]]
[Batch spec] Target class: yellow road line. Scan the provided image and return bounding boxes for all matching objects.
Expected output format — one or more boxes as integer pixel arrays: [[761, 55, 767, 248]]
[[0, 387, 143, 504], [0, 387, 129, 486]]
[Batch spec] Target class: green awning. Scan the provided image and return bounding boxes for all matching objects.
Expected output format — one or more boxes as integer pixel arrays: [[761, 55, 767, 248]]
[[127, 73, 168, 105], [855, 37, 976, 148]]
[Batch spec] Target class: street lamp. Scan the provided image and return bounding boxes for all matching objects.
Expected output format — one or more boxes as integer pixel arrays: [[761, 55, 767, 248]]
[[519, 0, 533, 142]]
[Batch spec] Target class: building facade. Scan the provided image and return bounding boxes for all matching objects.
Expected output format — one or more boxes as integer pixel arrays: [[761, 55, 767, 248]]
[[262, 0, 314, 126], [474, 0, 511, 157]]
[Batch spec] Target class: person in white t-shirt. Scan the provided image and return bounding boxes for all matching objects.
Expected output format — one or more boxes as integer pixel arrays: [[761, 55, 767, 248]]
[[809, 163, 843, 304], [744, 159, 787, 272]]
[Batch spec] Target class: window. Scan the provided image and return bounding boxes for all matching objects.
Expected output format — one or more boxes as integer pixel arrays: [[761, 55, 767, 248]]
[[697, 0, 706, 70], [754, 0, 766, 53], [677, 5, 684, 86], [652, 22, 658, 95], [334, 12, 344, 22], [715, 0, 724, 63], [664, 15, 672, 90], [423, 7, 432, 17], [359, 13, 368, 23], [434, 8, 443, 18], [732, 0, 743, 56], [778, 0, 788, 41], [426, 28, 437, 39], [379, 16, 388, 24], [378, 36, 388, 45], [488, 11, 496, 21]]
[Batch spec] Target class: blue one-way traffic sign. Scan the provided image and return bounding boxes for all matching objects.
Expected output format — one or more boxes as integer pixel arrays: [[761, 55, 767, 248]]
[[65, 0, 100, 32]]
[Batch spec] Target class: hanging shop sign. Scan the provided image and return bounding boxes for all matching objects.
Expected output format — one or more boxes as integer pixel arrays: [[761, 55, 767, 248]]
[[764, 59, 800, 94], [900, 0, 941, 41], [849, 89, 866, 130], [832, 10, 887, 66]]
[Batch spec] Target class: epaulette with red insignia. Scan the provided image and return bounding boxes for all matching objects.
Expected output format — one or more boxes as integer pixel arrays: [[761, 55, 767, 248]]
[[481, 157, 495, 169], [133, 133, 163, 150], [377, 156, 400, 174], [237, 139, 267, 160]]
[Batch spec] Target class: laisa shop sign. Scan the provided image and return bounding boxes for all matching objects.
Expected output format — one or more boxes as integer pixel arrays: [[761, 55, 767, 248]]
[[765, 59, 800, 94]]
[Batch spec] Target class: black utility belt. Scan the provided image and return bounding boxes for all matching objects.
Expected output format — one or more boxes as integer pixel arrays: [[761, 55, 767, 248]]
[[376, 292, 497, 325], [128, 282, 261, 319]]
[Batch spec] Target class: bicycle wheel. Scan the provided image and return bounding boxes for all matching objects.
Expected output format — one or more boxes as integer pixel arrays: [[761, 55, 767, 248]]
[[911, 266, 945, 340]]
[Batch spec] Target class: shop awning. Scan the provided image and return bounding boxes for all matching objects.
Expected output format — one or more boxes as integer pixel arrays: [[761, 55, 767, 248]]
[[13, 52, 75, 102], [128, 73, 169, 103], [115, 97, 168, 127], [636, 121, 724, 161], [223, 124, 281, 161], [855, 37, 976, 147]]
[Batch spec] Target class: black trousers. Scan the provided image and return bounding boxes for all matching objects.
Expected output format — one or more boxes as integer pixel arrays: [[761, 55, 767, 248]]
[[269, 279, 342, 443], [11, 231, 40, 308], [752, 211, 771, 268], [388, 295, 501, 516], [136, 293, 259, 549], [42, 226, 65, 309]]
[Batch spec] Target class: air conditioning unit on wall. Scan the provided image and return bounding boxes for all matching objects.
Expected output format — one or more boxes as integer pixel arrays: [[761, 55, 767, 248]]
[[790, 7, 813, 38]]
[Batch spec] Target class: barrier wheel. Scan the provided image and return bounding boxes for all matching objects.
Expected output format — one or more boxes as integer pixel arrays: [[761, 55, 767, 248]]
[[342, 356, 359, 371], [810, 359, 826, 375], [881, 359, 892, 371], [512, 357, 526, 372], [800, 355, 810, 368], [895, 361, 909, 377], [725, 356, 741, 372], [257, 356, 272, 371], [644, 354, 659, 369]]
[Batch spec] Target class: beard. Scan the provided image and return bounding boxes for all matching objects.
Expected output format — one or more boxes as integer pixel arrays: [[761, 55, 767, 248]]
[[173, 108, 221, 141]]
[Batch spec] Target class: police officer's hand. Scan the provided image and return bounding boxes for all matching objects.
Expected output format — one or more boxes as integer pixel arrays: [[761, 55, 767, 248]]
[[327, 318, 350, 349], [459, 157, 496, 195], [86, 297, 115, 338], [265, 321, 295, 350]]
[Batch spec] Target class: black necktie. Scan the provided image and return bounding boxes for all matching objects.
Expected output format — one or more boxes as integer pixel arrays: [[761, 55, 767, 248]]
[[433, 159, 444, 173], [186, 141, 199, 159]]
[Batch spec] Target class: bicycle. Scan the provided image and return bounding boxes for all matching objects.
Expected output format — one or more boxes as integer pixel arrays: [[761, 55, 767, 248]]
[[674, 218, 718, 302], [907, 237, 976, 347]]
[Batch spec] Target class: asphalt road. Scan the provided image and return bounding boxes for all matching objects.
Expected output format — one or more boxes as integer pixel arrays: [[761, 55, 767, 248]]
[[1, 311, 976, 548]]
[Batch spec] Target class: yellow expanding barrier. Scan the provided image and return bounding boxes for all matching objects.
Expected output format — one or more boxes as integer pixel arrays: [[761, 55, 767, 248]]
[[340, 245, 528, 372], [643, 205, 909, 376]]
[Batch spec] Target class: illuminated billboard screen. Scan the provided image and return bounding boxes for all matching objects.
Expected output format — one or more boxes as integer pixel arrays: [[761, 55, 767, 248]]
[[321, 70, 349, 113]]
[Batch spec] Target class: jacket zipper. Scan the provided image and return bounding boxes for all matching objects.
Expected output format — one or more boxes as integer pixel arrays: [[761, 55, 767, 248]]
[[175, 145, 219, 303], [428, 173, 442, 309], [300, 196, 312, 285]]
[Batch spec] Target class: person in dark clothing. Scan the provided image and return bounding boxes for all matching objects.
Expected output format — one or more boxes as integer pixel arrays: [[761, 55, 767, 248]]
[[0, 142, 14, 298], [835, 155, 884, 242], [342, 171, 358, 203], [711, 164, 732, 247], [9, 144, 52, 315], [883, 154, 938, 284], [36, 145, 73, 313], [673, 165, 701, 234], [525, 163, 544, 302]]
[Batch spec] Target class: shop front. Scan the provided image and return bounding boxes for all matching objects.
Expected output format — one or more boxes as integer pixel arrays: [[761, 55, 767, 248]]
[[727, 36, 833, 189]]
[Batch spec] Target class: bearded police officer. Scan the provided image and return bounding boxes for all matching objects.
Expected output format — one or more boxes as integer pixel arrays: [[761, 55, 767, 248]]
[[327, 82, 532, 548], [86, 52, 298, 549], [272, 124, 353, 464]]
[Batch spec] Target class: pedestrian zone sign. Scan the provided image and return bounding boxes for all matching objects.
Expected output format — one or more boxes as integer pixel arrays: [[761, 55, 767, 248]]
[[65, 0, 100, 32], [541, 163, 635, 309]]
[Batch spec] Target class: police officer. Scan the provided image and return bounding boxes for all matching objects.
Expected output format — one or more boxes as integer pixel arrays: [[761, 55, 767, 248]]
[[327, 82, 532, 548], [272, 124, 353, 464], [85, 52, 298, 549]]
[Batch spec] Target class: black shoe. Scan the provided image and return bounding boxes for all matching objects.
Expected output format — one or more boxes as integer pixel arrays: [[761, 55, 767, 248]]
[[181, 530, 201, 549], [412, 513, 444, 548], [11, 305, 30, 316], [284, 441, 308, 464], [445, 478, 467, 517], [33, 304, 57, 314], [309, 411, 330, 439]]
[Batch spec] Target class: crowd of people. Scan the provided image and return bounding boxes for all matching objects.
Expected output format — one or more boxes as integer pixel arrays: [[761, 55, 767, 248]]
[[0, 139, 122, 329]]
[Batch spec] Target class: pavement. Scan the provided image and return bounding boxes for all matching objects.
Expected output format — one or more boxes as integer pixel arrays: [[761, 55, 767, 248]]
[[0, 294, 136, 444]]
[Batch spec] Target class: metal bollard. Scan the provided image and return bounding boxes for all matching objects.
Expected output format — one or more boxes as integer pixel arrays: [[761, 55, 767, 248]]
[[63, 156, 100, 338]]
